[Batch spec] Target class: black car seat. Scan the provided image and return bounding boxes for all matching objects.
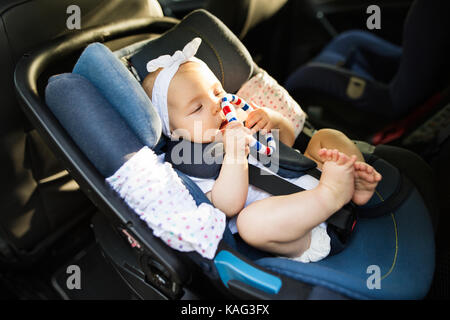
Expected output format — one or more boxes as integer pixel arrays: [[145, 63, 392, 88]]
[[284, 0, 450, 142], [0, 0, 164, 265], [14, 9, 438, 299], [205, 0, 331, 83], [204, 0, 288, 39]]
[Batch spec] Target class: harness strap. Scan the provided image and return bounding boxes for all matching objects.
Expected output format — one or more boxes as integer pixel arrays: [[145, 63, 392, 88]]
[[248, 163, 307, 195], [248, 164, 357, 246]]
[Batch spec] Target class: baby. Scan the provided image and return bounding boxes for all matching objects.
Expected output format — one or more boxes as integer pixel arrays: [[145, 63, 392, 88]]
[[142, 38, 381, 263]]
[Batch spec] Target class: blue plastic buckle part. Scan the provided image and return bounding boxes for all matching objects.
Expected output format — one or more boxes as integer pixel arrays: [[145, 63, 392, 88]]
[[214, 250, 282, 294]]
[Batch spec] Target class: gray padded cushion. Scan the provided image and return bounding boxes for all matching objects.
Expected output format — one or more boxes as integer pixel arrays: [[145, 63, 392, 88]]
[[130, 9, 254, 93]]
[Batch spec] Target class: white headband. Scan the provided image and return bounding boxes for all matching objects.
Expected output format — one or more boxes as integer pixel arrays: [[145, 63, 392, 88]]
[[146, 37, 203, 137]]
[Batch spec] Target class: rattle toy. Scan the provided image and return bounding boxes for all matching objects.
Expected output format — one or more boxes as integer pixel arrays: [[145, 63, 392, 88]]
[[221, 94, 276, 156]]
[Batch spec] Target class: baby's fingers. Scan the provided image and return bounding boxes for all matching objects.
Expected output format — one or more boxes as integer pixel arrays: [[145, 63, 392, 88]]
[[250, 119, 268, 134], [242, 126, 253, 135], [225, 121, 243, 129], [249, 101, 260, 109], [245, 111, 263, 129]]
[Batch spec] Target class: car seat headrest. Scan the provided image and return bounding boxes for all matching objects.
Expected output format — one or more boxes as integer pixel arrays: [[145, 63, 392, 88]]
[[73, 42, 162, 148], [45, 73, 144, 177], [46, 9, 257, 176], [129, 9, 255, 93]]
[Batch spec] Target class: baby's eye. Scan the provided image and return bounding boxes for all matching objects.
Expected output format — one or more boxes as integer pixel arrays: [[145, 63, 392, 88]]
[[214, 89, 224, 97], [194, 105, 203, 113]]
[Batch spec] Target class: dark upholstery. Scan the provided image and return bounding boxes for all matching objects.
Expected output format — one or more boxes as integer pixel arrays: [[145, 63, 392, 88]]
[[42, 10, 436, 298], [130, 9, 255, 94], [0, 0, 163, 256], [285, 0, 450, 139]]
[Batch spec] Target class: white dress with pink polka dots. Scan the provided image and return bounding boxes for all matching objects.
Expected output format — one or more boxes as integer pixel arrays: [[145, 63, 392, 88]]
[[236, 69, 306, 138], [106, 146, 226, 259]]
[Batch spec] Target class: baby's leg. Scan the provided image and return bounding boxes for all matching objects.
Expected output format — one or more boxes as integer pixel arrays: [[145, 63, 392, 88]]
[[304, 128, 364, 169], [236, 151, 356, 257]]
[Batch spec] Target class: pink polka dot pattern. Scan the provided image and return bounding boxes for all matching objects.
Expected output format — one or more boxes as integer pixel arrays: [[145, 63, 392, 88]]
[[236, 69, 306, 137], [106, 147, 226, 259]]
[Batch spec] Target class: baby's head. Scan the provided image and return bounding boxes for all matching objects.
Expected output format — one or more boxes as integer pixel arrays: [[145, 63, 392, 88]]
[[142, 38, 226, 143]]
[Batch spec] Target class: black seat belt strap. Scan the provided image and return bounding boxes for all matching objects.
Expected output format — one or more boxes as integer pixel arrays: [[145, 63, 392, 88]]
[[305, 167, 322, 180], [248, 164, 306, 196], [248, 163, 357, 236]]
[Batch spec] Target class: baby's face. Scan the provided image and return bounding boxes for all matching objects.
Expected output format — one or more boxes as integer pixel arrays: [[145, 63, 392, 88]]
[[167, 61, 226, 143]]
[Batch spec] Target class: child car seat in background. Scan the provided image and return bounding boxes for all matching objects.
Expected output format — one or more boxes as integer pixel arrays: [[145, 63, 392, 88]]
[[15, 9, 436, 299], [284, 0, 450, 143]]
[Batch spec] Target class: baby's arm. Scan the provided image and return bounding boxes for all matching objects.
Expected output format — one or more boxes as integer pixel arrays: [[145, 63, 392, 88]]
[[207, 152, 248, 217], [236, 150, 357, 257], [206, 122, 251, 217]]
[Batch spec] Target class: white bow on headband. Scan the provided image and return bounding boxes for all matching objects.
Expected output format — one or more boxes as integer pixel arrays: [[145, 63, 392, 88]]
[[147, 37, 203, 137], [146, 37, 202, 73]]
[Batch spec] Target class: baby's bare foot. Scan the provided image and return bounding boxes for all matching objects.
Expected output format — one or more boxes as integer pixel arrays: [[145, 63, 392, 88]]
[[352, 161, 382, 206], [317, 148, 356, 211], [318, 148, 341, 163]]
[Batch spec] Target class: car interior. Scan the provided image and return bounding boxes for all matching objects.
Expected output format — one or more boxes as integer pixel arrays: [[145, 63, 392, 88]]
[[1, 0, 449, 300]]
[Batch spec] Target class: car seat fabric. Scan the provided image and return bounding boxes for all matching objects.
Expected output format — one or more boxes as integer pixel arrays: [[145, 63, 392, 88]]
[[44, 73, 217, 205], [285, 62, 393, 118], [45, 73, 143, 178], [389, 0, 450, 116], [44, 28, 436, 298], [0, 0, 165, 257], [204, 0, 288, 39], [285, 0, 450, 119], [256, 186, 434, 299], [73, 43, 162, 149], [45, 72, 232, 261], [311, 30, 402, 83], [371, 144, 440, 229], [129, 9, 255, 94]]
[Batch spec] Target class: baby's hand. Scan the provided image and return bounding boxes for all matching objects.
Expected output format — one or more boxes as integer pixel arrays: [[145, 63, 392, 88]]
[[221, 121, 252, 159], [245, 103, 281, 134]]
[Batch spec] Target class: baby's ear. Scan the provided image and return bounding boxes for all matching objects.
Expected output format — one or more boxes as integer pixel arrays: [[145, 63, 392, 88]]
[[142, 69, 161, 99], [141, 77, 152, 98]]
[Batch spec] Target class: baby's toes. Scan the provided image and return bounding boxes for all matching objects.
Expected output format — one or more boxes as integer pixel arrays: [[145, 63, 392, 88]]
[[374, 171, 382, 181], [355, 161, 371, 174], [318, 148, 329, 161], [347, 155, 357, 167], [363, 164, 380, 181], [332, 149, 339, 162], [326, 149, 334, 161], [366, 167, 381, 181], [336, 152, 350, 165], [354, 162, 363, 171], [356, 169, 374, 182]]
